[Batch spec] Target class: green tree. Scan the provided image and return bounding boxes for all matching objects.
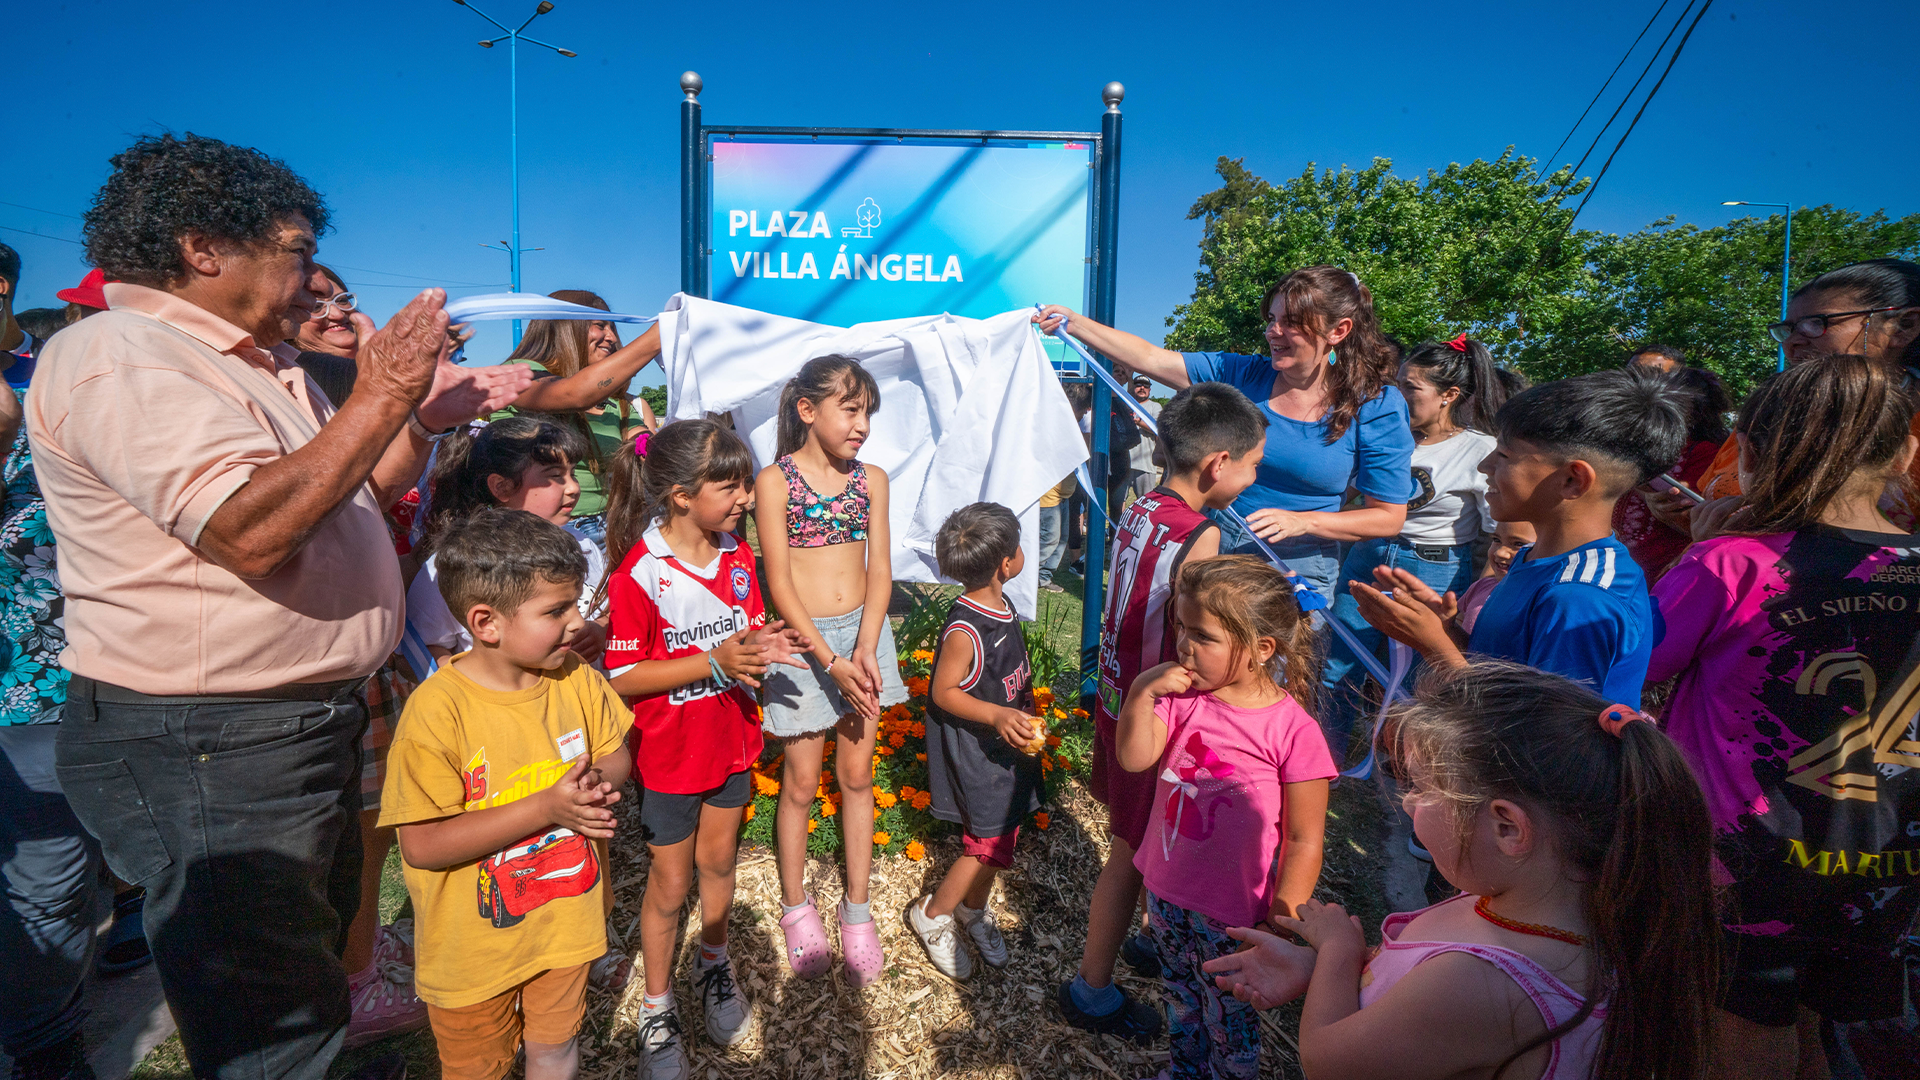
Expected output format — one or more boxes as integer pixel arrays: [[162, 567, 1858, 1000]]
[[1165, 154, 1920, 400]]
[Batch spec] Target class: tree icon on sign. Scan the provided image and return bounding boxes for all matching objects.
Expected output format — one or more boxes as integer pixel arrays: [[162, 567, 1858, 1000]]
[[842, 198, 882, 238]]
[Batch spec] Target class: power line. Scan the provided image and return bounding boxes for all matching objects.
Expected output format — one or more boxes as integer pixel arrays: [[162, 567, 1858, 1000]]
[[1565, 0, 1698, 184], [0, 224, 83, 245], [324, 262, 507, 288], [0, 200, 83, 221], [1544, 0, 1673, 171], [1568, 0, 1716, 227]]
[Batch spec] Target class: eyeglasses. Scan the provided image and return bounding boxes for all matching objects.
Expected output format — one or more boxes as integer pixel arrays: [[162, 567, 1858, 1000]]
[[1765, 306, 1902, 343], [313, 292, 357, 318]]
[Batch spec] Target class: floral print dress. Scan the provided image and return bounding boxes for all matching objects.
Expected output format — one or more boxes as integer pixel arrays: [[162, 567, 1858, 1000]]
[[2, 396, 68, 724]]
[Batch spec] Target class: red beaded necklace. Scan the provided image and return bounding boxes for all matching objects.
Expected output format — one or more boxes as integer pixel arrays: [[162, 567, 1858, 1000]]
[[1473, 896, 1591, 947]]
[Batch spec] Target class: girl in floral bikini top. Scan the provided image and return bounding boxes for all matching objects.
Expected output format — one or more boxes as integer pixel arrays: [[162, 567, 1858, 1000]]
[[1202, 662, 1721, 1080], [753, 355, 911, 989], [777, 454, 869, 546]]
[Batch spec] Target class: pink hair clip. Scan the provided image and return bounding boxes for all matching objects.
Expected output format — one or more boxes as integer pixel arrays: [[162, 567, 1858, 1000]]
[[633, 430, 651, 458]]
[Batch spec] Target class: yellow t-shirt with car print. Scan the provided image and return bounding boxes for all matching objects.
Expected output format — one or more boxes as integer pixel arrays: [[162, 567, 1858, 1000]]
[[379, 652, 631, 1008]]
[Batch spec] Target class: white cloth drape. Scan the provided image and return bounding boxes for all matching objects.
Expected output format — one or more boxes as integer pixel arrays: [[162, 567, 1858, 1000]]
[[655, 294, 1088, 616]]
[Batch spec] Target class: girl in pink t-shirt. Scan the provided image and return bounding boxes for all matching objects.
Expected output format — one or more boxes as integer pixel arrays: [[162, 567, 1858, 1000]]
[[1115, 555, 1335, 1080], [1203, 662, 1721, 1080]]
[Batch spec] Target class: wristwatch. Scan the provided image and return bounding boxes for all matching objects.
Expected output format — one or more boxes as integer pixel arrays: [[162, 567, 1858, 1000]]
[[406, 411, 454, 442]]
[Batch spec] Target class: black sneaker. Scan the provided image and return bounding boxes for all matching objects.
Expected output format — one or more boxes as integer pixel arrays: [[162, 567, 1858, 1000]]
[[1055, 980, 1162, 1045], [1119, 932, 1162, 978]]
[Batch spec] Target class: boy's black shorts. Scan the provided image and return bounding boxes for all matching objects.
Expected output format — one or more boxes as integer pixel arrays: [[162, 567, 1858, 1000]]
[[1720, 930, 1910, 1026], [638, 769, 751, 847]]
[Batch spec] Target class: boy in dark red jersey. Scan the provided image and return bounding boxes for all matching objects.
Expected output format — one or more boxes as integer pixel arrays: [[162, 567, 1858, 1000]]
[[1059, 383, 1268, 1041]]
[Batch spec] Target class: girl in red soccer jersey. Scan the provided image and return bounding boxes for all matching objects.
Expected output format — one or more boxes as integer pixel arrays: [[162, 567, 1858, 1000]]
[[753, 356, 910, 987], [602, 420, 809, 1079]]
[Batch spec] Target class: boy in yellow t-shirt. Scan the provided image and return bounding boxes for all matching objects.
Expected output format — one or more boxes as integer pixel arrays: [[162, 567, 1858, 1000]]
[[380, 508, 633, 1080]]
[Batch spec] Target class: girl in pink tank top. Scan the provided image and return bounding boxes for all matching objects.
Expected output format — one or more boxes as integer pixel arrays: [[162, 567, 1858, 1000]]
[[1205, 662, 1721, 1080]]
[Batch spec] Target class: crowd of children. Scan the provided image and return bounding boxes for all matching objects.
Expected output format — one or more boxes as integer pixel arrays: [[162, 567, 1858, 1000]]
[[362, 258, 1919, 1080]]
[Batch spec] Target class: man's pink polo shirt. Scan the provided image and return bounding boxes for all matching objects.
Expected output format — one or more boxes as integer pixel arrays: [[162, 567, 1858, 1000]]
[[25, 283, 401, 694]]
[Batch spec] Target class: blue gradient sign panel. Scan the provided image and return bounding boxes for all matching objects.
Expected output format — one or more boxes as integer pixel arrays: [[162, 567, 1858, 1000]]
[[707, 138, 1093, 326]]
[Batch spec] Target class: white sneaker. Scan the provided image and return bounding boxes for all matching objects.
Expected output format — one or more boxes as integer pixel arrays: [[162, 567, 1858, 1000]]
[[636, 1008, 686, 1080], [906, 895, 974, 980], [696, 957, 751, 1046], [956, 904, 1008, 968]]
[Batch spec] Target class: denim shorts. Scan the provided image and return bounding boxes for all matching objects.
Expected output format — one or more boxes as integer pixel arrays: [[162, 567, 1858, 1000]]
[[760, 607, 909, 738]]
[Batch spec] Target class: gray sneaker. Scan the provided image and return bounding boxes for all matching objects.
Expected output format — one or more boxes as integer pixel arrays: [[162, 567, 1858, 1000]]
[[635, 1008, 685, 1080], [956, 904, 1008, 968], [696, 958, 752, 1046]]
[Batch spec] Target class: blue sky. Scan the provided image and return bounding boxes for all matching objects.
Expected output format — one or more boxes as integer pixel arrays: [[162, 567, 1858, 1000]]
[[5, 0, 1914, 377]]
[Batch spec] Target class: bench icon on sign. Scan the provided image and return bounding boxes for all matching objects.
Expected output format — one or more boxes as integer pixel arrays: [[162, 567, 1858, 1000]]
[[842, 198, 882, 238]]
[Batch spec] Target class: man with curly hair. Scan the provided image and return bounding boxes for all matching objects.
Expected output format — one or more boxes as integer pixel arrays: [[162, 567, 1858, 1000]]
[[23, 133, 528, 1080]]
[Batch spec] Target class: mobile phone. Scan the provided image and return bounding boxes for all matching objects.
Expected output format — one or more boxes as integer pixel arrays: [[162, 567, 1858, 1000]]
[[1650, 473, 1706, 505]]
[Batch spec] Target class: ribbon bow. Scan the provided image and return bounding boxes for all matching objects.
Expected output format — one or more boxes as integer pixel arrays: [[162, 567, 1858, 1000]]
[[1447, 332, 1470, 352]]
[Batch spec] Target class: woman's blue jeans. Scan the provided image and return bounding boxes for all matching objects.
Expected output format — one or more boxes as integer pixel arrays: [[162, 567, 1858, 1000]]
[[1320, 536, 1476, 763]]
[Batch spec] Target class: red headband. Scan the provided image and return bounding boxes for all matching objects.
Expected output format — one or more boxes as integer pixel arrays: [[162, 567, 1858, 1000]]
[[1597, 705, 1646, 738], [1446, 332, 1470, 353]]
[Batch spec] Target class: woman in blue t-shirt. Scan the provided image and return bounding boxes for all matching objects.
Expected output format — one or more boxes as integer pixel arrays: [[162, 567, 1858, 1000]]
[[1035, 265, 1413, 602]]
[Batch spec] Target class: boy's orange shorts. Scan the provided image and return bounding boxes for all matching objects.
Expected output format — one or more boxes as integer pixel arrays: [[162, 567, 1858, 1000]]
[[426, 963, 588, 1080]]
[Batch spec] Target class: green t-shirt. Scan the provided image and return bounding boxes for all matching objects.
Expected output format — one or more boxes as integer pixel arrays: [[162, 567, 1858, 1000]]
[[496, 360, 631, 519]]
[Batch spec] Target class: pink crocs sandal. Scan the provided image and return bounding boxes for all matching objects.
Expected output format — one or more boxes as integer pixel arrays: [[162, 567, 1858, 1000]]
[[838, 901, 886, 989], [779, 896, 832, 979]]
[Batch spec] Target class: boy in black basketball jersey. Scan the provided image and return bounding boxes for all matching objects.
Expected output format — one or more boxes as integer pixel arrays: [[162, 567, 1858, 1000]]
[[905, 502, 1044, 980]]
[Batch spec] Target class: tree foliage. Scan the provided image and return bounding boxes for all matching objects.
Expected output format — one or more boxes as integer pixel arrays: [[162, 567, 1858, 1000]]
[[1164, 153, 1920, 400]]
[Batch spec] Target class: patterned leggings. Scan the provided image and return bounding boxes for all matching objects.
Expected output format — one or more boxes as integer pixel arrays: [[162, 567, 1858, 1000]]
[[1148, 891, 1260, 1080]]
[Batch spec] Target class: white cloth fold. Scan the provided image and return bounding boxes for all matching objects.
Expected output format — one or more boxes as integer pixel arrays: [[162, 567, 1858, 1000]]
[[656, 294, 1087, 615]]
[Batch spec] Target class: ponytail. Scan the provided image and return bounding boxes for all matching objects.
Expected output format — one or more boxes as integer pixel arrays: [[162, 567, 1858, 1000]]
[[776, 355, 882, 458], [1402, 336, 1510, 433], [1735, 354, 1916, 534], [1385, 662, 1719, 1080]]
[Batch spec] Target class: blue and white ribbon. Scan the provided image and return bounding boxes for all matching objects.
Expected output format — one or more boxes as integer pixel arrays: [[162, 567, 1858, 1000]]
[[1034, 307, 1406, 698], [443, 292, 657, 325]]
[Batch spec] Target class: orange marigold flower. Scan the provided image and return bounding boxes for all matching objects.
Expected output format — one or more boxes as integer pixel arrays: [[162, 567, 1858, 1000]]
[[915, 752, 926, 761], [1056, 754, 1072, 770], [822, 800, 838, 817], [1072, 708, 1089, 719], [906, 676, 931, 698], [1053, 707, 1069, 720], [752, 774, 780, 796], [909, 722, 926, 738], [875, 791, 898, 809], [911, 792, 932, 811], [1034, 687, 1054, 706], [911, 649, 935, 663], [1034, 812, 1051, 830], [877, 745, 895, 756], [905, 840, 926, 861], [900, 786, 917, 798], [742, 804, 757, 823], [807, 818, 818, 833], [888, 732, 906, 749], [874, 806, 883, 819], [1046, 735, 1062, 747], [873, 831, 892, 846]]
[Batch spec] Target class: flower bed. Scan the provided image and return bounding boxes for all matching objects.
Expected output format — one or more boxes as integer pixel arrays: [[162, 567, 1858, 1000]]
[[738, 646, 1089, 858]]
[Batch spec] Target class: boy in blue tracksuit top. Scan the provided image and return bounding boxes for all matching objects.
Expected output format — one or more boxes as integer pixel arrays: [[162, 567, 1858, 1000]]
[[1348, 368, 1688, 706]]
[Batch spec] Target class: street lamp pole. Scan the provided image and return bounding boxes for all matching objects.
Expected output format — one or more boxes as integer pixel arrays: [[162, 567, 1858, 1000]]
[[1723, 200, 1792, 371], [453, 0, 576, 345]]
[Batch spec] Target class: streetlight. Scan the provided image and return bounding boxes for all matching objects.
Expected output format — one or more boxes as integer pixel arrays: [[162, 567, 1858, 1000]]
[[1723, 200, 1792, 371], [452, 0, 576, 344]]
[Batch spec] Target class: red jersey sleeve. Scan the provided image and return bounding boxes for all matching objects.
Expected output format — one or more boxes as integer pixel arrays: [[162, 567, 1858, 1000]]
[[604, 559, 660, 674]]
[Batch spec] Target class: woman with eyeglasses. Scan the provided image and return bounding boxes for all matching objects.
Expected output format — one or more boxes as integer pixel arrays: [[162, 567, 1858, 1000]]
[[290, 263, 362, 407], [1681, 259, 1920, 535]]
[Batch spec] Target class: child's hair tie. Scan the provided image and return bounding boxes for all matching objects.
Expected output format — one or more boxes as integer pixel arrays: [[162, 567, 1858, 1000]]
[[633, 430, 651, 458], [1598, 704, 1646, 737], [466, 418, 489, 437], [1446, 332, 1470, 352]]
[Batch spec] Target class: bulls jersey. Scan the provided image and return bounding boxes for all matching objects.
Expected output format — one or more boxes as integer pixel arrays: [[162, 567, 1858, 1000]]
[[605, 525, 766, 794], [1097, 489, 1216, 720], [925, 594, 1041, 835]]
